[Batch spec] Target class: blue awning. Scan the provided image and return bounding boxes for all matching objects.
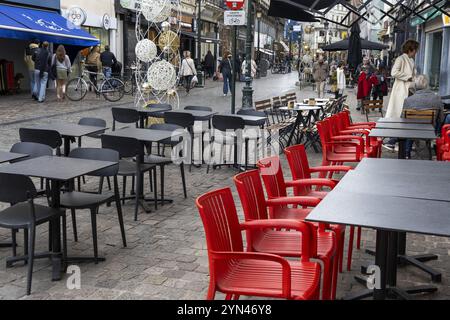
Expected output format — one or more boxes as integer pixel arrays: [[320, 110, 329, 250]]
[[0, 4, 99, 47]]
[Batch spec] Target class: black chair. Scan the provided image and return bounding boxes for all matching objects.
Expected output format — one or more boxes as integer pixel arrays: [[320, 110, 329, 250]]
[[111, 108, 139, 131], [164, 112, 195, 168], [60, 148, 126, 263], [19, 128, 62, 156], [146, 103, 173, 120], [101, 135, 157, 221], [143, 124, 187, 202], [0, 173, 65, 295], [77, 118, 110, 191], [208, 115, 249, 173]]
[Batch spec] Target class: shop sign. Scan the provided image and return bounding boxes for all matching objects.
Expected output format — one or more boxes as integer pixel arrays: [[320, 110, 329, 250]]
[[225, 0, 245, 11], [120, 0, 142, 11], [103, 14, 111, 30], [224, 10, 246, 26], [66, 6, 87, 27]]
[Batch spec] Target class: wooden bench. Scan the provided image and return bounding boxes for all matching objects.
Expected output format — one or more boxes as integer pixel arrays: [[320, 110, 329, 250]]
[[404, 109, 436, 125], [363, 100, 384, 121]]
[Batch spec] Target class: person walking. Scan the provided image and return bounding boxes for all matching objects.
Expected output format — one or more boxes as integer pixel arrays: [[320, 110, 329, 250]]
[[385, 39, 419, 118], [219, 52, 233, 96], [204, 50, 215, 79], [52, 45, 71, 101], [100, 45, 117, 79], [24, 39, 40, 98], [32, 41, 51, 103], [86, 45, 101, 90], [179, 51, 197, 95], [336, 62, 346, 99], [312, 56, 328, 98]]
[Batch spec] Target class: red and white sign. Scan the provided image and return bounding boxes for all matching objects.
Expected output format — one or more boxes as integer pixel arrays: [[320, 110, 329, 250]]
[[225, 0, 245, 10]]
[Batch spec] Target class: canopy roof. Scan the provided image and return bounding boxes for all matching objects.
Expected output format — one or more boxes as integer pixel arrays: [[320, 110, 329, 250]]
[[323, 39, 389, 51]]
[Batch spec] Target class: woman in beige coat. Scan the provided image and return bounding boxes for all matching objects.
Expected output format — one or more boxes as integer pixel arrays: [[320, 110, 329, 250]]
[[385, 40, 419, 118]]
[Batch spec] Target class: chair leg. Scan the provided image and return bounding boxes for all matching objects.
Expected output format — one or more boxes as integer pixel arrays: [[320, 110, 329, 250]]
[[107, 177, 112, 191], [180, 164, 187, 198], [134, 175, 140, 222], [347, 226, 355, 271], [160, 165, 165, 205], [131, 176, 135, 195], [71, 209, 78, 242], [357, 227, 362, 249], [11, 229, 17, 257], [149, 171, 153, 193], [99, 177, 104, 194], [61, 215, 68, 271], [24, 229, 29, 261], [122, 176, 127, 205], [90, 208, 99, 264], [26, 226, 35, 295], [114, 177, 127, 247], [77, 177, 81, 192], [321, 256, 332, 300]]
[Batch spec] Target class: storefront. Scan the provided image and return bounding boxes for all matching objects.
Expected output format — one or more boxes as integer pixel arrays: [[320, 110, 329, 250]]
[[0, 0, 98, 93]]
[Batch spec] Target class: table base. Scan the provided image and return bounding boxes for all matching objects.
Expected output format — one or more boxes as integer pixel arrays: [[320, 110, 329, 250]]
[[344, 283, 438, 300], [0, 242, 15, 248]]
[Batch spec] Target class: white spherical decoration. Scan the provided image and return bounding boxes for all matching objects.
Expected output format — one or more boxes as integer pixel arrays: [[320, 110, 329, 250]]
[[135, 39, 157, 63], [147, 60, 176, 91], [161, 21, 170, 32], [141, 0, 172, 23]]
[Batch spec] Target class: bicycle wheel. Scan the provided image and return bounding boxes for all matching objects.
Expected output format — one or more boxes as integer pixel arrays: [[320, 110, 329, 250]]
[[101, 78, 125, 102], [66, 78, 88, 101], [123, 78, 133, 95]]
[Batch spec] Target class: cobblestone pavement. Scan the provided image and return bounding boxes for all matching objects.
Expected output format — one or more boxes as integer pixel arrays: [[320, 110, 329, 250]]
[[0, 73, 449, 300]]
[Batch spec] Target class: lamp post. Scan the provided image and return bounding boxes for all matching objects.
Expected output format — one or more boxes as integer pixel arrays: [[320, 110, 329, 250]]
[[256, 6, 262, 64], [242, 0, 255, 109], [288, 25, 293, 73], [196, 0, 202, 69]]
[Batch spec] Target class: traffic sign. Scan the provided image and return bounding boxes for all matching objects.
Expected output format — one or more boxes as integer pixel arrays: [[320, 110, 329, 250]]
[[224, 10, 246, 26], [225, 0, 245, 11]]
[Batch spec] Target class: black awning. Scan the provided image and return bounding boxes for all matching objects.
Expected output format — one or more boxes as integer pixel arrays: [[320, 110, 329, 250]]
[[180, 30, 220, 44], [268, 0, 320, 22], [323, 39, 388, 52]]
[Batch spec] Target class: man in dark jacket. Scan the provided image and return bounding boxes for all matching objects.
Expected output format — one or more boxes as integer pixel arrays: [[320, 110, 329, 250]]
[[32, 41, 51, 102], [100, 45, 117, 79], [219, 53, 233, 96], [204, 51, 215, 79]]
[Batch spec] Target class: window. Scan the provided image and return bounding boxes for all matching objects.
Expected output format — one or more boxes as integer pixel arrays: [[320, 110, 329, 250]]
[[424, 31, 443, 90], [82, 27, 110, 51]]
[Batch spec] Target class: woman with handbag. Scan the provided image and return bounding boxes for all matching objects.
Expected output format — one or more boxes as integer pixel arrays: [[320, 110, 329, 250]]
[[179, 51, 197, 95], [52, 45, 71, 102], [219, 52, 233, 97]]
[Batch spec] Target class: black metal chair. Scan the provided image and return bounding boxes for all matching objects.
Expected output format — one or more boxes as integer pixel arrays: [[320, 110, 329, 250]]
[[143, 124, 187, 202], [164, 112, 195, 168], [208, 115, 249, 173], [111, 108, 139, 131], [101, 135, 157, 221], [0, 173, 65, 295], [60, 148, 126, 263], [19, 128, 62, 156]]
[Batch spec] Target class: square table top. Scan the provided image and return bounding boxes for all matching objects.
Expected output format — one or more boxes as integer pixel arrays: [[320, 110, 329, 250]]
[[135, 105, 172, 116], [296, 102, 327, 107], [334, 170, 450, 203], [24, 122, 107, 138], [369, 128, 436, 140], [0, 151, 28, 164], [233, 114, 267, 126], [281, 106, 322, 111], [377, 117, 430, 124], [306, 191, 450, 237], [375, 122, 435, 131], [103, 128, 181, 143], [166, 110, 218, 121], [356, 158, 450, 177], [0, 156, 116, 181]]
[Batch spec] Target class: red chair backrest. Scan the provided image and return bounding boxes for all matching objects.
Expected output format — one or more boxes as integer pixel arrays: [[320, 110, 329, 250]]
[[257, 156, 288, 199], [340, 110, 352, 128], [328, 115, 341, 137], [284, 144, 312, 196], [196, 188, 244, 253], [234, 170, 269, 221], [317, 119, 331, 145]]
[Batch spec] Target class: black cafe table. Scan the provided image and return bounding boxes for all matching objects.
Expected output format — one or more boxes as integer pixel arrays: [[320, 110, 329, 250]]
[[375, 122, 435, 131], [0, 151, 29, 247], [136, 104, 172, 128], [0, 150, 28, 164], [307, 161, 450, 300], [285, 105, 323, 150], [377, 117, 430, 124], [233, 114, 267, 127], [0, 156, 116, 280], [369, 128, 436, 159], [102, 128, 182, 210], [23, 123, 108, 156]]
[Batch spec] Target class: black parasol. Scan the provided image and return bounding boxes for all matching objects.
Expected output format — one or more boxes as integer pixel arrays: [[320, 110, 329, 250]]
[[323, 39, 389, 51], [268, 0, 320, 22], [347, 23, 363, 70]]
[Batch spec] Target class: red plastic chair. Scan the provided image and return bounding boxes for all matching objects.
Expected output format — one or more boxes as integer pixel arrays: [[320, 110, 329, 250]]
[[437, 124, 450, 161], [234, 169, 337, 300], [284, 144, 354, 274], [339, 109, 376, 129], [196, 187, 321, 300]]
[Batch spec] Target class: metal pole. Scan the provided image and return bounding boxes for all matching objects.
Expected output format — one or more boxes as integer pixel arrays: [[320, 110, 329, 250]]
[[242, 0, 254, 109], [197, 0, 202, 69], [288, 28, 292, 73], [257, 15, 260, 62], [232, 26, 237, 114]]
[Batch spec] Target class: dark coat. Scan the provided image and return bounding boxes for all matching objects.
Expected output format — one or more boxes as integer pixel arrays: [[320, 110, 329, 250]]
[[219, 58, 233, 75], [204, 52, 214, 67], [33, 48, 51, 73]]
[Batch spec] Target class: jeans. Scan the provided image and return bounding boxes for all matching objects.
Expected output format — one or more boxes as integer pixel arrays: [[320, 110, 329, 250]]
[[317, 81, 326, 98], [223, 72, 232, 95], [103, 67, 112, 79], [183, 75, 193, 93], [33, 70, 49, 102], [29, 70, 35, 95], [405, 139, 414, 158]]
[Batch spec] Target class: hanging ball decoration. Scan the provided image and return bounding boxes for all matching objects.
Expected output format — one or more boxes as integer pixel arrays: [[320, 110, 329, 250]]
[[147, 60, 176, 91], [161, 21, 171, 32], [141, 0, 172, 23], [158, 30, 180, 52], [135, 39, 157, 63]]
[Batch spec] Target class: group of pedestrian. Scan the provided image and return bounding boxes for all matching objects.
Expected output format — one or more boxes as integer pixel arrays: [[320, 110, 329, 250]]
[[85, 45, 118, 91], [24, 40, 71, 103]]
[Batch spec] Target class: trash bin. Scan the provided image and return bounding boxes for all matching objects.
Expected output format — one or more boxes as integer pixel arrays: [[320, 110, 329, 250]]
[[195, 71, 205, 88]]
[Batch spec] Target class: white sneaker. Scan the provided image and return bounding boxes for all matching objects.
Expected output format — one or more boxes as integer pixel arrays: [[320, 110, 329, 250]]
[[223, 94, 227, 97]]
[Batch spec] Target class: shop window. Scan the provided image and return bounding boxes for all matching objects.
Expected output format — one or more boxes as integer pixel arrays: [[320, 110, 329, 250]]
[[82, 27, 110, 51], [424, 31, 442, 90]]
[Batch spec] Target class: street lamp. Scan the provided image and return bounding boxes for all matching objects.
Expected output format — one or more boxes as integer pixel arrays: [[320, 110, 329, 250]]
[[288, 25, 293, 73], [242, 0, 255, 109], [196, 0, 202, 70], [256, 6, 262, 64]]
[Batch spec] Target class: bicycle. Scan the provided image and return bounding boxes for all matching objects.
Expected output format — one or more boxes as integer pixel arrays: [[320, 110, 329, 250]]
[[66, 70, 125, 102]]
